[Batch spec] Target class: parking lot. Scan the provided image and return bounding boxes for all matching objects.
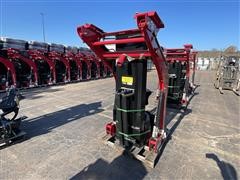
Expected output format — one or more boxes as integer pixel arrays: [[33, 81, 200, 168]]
[[0, 70, 239, 179]]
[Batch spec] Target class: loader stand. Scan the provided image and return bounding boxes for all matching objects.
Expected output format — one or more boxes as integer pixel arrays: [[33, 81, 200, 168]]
[[63, 52, 82, 81], [165, 44, 194, 107], [190, 51, 198, 88], [28, 50, 56, 85], [47, 51, 71, 84], [6, 49, 38, 88], [77, 11, 168, 167], [214, 56, 240, 95]]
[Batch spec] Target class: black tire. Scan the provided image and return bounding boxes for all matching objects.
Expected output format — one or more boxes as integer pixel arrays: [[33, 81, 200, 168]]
[[50, 43, 65, 53], [0, 37, 27, 44], [0, 38, 27, 50], [28, 41, 49, 51]]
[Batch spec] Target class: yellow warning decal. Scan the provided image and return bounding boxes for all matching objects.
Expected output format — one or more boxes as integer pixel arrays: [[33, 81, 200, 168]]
[[122, 76, 133, 85]]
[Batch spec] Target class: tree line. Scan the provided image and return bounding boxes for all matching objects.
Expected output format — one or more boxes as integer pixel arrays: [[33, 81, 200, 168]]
[[198, 45, 240, 58]]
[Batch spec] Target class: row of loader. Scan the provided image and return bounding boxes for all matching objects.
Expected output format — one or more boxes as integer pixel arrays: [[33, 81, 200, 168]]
[[0, 38, 112, 91]]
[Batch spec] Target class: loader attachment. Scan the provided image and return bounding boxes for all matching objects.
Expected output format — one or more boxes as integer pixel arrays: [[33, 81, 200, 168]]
[[77, 11, 168, 167]]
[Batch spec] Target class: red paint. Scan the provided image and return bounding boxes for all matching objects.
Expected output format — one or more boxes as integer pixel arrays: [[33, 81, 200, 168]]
[[7, 48, 38, 86], [77, 11, 168, 151], [106, 122, 116, 136], [0, 56, 17, 88]]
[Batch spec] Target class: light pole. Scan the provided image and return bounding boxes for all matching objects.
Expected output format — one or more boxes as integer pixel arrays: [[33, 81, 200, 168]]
[[40, 13, 46, 42]]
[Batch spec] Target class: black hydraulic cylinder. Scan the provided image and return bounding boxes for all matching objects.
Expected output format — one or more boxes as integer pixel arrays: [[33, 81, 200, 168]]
[[113, 59, 151, 148], [167, 61, 187, 104]]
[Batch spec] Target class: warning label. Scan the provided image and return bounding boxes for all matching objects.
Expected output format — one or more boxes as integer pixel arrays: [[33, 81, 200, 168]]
[[121, 76, 133, 85]]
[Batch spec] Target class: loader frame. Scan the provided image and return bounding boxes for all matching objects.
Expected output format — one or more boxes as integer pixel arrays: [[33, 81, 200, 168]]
[[5, 48, 38, 88], [84, 52, 101, 79], [190, 51, 198, 87], [77, 11, 168, 167], [75, 52, 91, 80], [0, 56, 17, 90], [214, 55, 240, 95], [47, 51, 71, 83], [63, 52, 82, 81], [165, 44, 194, 106], [28, 50, 56, 85]]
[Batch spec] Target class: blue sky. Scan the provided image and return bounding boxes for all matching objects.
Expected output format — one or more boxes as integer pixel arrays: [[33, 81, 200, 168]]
[[0, 0, 239, 50]]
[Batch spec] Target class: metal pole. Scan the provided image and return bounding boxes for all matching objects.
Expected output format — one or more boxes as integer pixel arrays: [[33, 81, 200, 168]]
[[40, 13, 46, 42]]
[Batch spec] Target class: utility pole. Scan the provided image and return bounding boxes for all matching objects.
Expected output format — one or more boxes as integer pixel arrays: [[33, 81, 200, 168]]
[[40, 13, 46, 42]]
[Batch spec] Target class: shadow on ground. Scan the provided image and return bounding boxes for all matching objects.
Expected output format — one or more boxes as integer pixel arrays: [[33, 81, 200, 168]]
[[20, 87, 64, 100], [70, 151, 147, 180], [206, 153, 238, 180], [148, 84, 200, 166], [22, 101, 103, 139], [153, 107, 192, 167], [0, 86, 64, 100]]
